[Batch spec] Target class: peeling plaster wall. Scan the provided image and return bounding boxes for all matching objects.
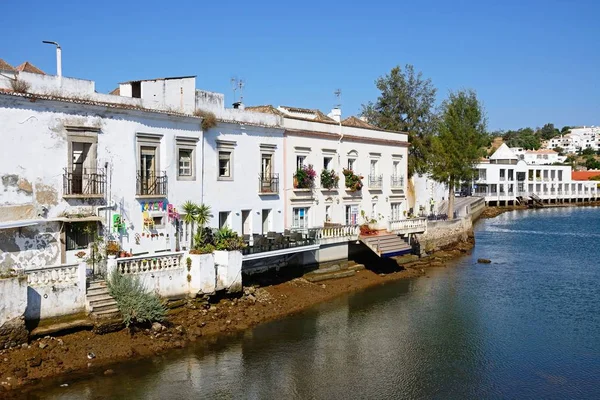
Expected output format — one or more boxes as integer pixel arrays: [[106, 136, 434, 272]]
[[0, 224, 61, 270], [0, 96, 203, 270]]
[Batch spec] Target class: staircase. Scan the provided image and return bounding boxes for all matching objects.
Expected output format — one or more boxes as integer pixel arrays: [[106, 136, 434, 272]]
[[530, 193, 544, 207], [360, 233, 412, 258], [303, 261, 365, 283], [87, 280, 120, 319]]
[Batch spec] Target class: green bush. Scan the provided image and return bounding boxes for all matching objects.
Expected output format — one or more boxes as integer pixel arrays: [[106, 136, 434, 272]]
[[107, 270, 166, 327], [215, 227, 246, 250]]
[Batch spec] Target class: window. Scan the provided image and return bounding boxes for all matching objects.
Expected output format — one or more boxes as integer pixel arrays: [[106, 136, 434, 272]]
[[176, 137, 198, 181], [217, 140, 236, 181], [66, 128, 100, 195], [262, 209, 271, 233], [178, 149, 192, 177], [66, 222, 96, 251], [347, 158, 355, 171], [325, 205, 331, 222], [391, 203, 402, 220], [345, 205, 359, 225], [261, 153, 273, 177], [370, 160, 378, 176], [371, 202, 377, 219], [392, 160, 400, 176], [296, 155, 306, 170], [323, 156, 332, 170], [293, 207, 309, 229], [153, 216, 164, 228], [219, 211, 230, 229], [500, 169, 505, 180]]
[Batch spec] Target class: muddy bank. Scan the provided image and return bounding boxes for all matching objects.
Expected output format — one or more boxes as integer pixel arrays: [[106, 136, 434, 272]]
[[0, 243, 473, 394], [481, 201, 600, 219]]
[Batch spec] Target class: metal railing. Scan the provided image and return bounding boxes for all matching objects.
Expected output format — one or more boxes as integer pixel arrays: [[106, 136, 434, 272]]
[[390, 175, 404, 189], [136, 170, 168, 196], [368, 174, 383, 189], [259, 173, 279, 194], [63, 168, 105, 196]]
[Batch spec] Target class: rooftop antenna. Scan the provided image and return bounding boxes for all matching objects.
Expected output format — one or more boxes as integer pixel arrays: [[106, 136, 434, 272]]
[[238, 79, 245, 104], [334, 88, 342, 109], [230, 77, 237, 102]]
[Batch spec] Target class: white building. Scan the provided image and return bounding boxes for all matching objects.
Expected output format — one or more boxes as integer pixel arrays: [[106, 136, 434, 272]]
[[546, 126, 600, 153], [247, 105, 410, 231], [0, 71, 203, 271], [473, 144, 598, 205], [510, 148, 566, 165]]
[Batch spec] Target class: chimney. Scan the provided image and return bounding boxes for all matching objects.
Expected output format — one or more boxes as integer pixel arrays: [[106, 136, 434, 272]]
[[232, 101, 245, 110], [328, 107, 341, 123]]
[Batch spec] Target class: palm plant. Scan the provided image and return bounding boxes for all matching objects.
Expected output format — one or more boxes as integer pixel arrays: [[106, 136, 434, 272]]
[[182, 201, 199, 248]]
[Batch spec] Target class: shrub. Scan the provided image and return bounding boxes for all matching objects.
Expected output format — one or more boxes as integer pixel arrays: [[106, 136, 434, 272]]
[[107, 270, 166, 327], [10, 78, 30, 94], [215, 227, 246, 251], [106, 241, 120, 255], [189, 243, 215, 254], [193, 109, 218, 130], [293, 164, 317, 189], [320, 169, 339, 189], [343, 169, 363, 192]]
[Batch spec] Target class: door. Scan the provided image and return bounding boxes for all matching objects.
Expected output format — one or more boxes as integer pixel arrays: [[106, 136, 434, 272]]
[[242, 210, 251, 235], [140, 146, 156, 195], [262, 209, 270, 233], [71, 142, 91, 194]]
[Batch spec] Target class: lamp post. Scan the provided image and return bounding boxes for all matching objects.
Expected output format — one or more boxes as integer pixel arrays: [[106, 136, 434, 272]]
[[42, 41, 61, 77]]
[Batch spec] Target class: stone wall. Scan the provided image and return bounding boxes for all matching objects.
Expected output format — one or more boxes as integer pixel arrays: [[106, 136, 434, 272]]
[[414, 217, 473, 255]]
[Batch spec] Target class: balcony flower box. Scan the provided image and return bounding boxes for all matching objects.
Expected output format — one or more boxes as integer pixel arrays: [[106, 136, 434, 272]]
[[343, 169, 363, 192], [293, 164, 316, 189], [320, 169, 339, 190]]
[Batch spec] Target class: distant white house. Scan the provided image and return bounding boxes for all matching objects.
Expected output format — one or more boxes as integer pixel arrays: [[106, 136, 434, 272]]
[[510, 148, 566, 165], [473, 144, 598, 205], [546, 126, 600, 153]]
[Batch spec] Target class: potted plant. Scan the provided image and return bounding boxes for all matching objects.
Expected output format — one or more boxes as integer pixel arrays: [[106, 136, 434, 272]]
[[343, 169, 363, 192], [106, 241, 120, 258], [320, 169, 339, 190], [293, 164, 317, 189]]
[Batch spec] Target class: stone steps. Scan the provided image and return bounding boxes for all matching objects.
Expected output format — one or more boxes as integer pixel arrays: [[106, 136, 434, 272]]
[[86, 280, 120, 319], [360, 234, 412, 258], [304, 269, 355, 283]]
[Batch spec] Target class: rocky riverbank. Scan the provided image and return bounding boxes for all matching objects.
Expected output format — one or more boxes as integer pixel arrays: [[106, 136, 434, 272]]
[[0, 238, 474, 394]]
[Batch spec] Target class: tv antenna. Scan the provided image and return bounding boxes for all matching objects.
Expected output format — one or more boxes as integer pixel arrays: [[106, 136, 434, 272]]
[[334, 88, 342, 108], [231, 77, 245, 103]]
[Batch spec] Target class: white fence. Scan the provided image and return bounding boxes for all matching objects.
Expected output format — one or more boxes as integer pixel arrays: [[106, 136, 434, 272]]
[[388, 218, 427, 235], [313, 225, 360, 244], [114, 252, 184, 275]]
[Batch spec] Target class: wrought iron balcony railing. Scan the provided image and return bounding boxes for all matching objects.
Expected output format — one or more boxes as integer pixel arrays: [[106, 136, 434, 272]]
[[390, 175, 404, 189], [368, 174, 383, 189], [259, 173, 279, 194], [136, 170, 168, 196], [63, 168, 105, 197]]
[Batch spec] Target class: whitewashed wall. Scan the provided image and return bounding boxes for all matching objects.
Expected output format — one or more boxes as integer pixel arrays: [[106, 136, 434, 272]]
[[202, 121, 285, 235], [283, 120, 409, 229], [0, 94, 203, 270], [0, 276, 27, 325]]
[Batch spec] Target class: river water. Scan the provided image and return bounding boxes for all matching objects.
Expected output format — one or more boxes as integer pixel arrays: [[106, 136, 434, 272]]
[[27, 207, 600, 399]]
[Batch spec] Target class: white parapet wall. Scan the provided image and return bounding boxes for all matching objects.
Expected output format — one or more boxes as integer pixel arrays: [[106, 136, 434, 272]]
[[214, 251, 243, 293], [108, 250, 242, 299], [0, 276, 28, 326], [24, 262, 87, 320]]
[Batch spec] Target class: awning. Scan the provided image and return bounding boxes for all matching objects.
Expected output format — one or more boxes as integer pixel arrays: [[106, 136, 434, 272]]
[[0, 219, 46, 230], [53, 216, 103, 223]]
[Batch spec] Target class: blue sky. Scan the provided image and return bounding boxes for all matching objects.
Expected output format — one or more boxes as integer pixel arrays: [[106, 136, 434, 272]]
[[3, 0, 598, 130]]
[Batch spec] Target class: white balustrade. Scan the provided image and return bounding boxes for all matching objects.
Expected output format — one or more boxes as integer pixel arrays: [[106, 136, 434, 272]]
[[26, 263, 80, 286], [116, 252, 184, 275], [388, 218, 427, 234]]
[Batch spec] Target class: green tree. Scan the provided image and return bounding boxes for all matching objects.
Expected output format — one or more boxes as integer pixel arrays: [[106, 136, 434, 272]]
[[361, 64, 437, 177], [553, 146, 565, 156], [561, 126, 571, 134], [539, 123, 560, 140], [430, 89, 488, 219], [581, 147, 596, 156]]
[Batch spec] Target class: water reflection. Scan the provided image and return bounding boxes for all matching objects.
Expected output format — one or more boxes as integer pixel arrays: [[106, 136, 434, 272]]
[[26, 207, 600, 399]]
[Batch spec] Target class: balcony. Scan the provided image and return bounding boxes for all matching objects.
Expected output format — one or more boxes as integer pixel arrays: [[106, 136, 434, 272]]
[[63, 168, 105, 198], [368, 174, 383, 189], [390, 175, 404, 189], [259, 173, 279, 194], [136, 171, 167, 197]]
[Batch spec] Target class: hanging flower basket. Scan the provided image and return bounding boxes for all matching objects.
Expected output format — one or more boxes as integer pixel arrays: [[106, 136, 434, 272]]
[[321, 169, 339, 189], [293, 164, 317, 189], [343, 169, 363, 192]]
